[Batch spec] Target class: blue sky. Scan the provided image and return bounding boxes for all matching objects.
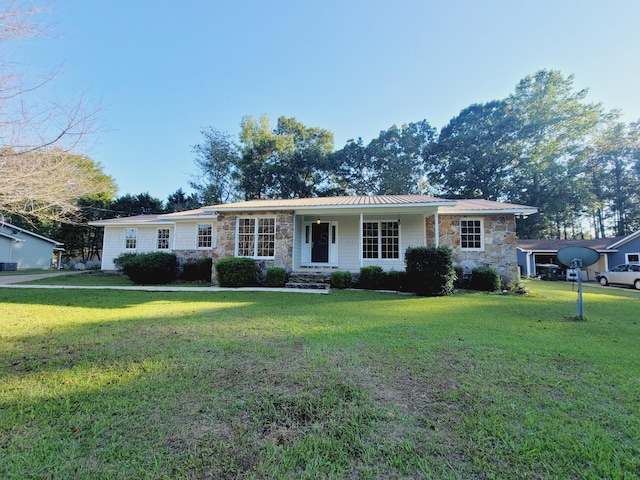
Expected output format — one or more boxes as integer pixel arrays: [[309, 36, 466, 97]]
[[17, 0, 640, 200]]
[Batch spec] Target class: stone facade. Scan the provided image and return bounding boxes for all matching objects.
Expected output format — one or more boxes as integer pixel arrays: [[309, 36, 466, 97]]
[[210, 211, 294, 284], [426, 214, 518, 281]]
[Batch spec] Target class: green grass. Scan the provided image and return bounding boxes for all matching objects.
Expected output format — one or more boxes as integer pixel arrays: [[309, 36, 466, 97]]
[[0, 282, 638, 479]]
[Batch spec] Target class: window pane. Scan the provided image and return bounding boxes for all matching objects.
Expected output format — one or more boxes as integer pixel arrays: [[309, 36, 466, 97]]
[[257, 218, 275, 257], [157, 228, 170, 250], [363, 222, 378, 258], [197, 224, 212, 248], [362, 222, 379, 259], [125, 228, 137, 249], [381, 221, 399, 259], [460, 220, 482, 249], [237, 218, 255, 256]]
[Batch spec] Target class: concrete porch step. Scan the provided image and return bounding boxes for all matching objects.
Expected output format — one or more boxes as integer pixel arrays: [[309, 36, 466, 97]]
[[284, 282, 330, 290], [285, 270, 332, 289]]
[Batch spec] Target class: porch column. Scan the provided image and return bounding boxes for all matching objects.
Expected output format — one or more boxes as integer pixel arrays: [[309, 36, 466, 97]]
[[434, 211, 440, 247], [359, 213, 364, 269]]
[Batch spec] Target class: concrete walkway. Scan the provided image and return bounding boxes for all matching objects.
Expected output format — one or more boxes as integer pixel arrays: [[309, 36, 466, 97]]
[[0, 271, 85, 285], [0, 271, 329, 294]]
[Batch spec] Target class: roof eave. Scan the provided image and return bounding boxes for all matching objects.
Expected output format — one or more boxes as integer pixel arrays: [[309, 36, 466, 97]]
[[443, 208, 539, 216], [607, 231, 640, 249], [89, 220, 176, 227]]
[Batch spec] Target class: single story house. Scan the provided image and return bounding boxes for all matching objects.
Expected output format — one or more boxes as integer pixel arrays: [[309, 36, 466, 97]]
[[517, 231, 640, 281], [90, 195, 538, 283], [0, 221, 64, 270]]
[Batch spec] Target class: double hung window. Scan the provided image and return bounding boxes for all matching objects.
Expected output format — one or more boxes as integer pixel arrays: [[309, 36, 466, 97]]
[[125, 228, 137, 249], [197, 224, 213, 248], [157, 228, 170, 250], [460, 219, 483, 250]]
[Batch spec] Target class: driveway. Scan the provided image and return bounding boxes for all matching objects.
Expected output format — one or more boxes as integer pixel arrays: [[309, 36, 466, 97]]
[[0, 271, 85, 285]]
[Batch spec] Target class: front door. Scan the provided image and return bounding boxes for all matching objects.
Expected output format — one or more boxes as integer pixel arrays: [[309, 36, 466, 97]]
[[311, 222, 329, 263]]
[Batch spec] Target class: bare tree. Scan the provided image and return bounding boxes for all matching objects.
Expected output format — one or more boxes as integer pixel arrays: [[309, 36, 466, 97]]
[[0, 1, 108, 222]]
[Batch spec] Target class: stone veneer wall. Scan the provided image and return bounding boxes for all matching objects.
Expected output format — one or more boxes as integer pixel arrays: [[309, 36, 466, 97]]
[[426, 214, 518, 281], [210, 211, 294, 284]]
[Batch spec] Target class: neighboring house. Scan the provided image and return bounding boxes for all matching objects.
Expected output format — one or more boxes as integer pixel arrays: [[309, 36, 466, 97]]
[[89, 195, 538, 282], [0, 221, 64, 270], [517, 231, 640, 281]]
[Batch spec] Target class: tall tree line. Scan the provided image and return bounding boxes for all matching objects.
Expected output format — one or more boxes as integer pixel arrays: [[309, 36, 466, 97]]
[[192, 70, 639, 239]]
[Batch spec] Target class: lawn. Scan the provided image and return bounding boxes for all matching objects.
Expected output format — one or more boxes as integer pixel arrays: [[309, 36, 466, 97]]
[[0, 282, 638, 479]]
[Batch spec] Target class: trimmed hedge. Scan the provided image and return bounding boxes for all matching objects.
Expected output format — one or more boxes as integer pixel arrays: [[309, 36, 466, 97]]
[[359, 265, 385, 290], [215, 257, 257, 287], [384, 269, 407, 292], [470, 266, 501, 292], [113, 252, 139, 271], [265, 267, 287, 287], [330, 271, 352, 289], [120, 252, 177, 285], [404, 246, 456, 296], [182, 257, 213, 282]]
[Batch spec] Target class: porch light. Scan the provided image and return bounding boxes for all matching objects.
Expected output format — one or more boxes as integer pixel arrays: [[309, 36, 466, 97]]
[[316, 218, 321, 225]]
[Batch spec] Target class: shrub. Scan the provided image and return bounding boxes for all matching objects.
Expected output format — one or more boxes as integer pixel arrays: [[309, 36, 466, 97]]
[[330, 270, 352, 289], [215, 257, 257, 287], [504, 274, 529, 295], [404, 246, 456, 296], [113, 252, 139, 270], [359, 266, 385, 290], [384, 269, 407, 291], [182, 257, 213, 282], [453, 266, 471, 289], [470, 266, 501, 292], [121, 252, 177, 285], [265, 267, 287, 287]]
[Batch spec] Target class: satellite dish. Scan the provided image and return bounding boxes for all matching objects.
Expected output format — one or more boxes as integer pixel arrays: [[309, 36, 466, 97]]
[[557, 246, 600, 268], [557, 246, 600, 321]]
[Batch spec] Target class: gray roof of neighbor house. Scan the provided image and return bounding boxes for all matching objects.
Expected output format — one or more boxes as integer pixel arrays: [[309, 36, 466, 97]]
[[0, 222, 63, 245], [517, 237, 626, 253]]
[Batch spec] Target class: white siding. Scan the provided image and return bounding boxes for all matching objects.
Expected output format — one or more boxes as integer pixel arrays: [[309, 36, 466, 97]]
[[101, 225, 176, 270], [174, 223, 197, 250], [101, 226, 126, 270], [296, 214, 427, 272]]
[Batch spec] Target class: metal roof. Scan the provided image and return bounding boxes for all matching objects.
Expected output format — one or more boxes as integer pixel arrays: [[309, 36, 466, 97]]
[[89, 195, 538, 226], [204, 195, 456, 212]]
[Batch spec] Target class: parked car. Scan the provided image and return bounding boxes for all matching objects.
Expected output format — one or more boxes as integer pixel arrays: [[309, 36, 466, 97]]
[[596, 264, 640, 290]]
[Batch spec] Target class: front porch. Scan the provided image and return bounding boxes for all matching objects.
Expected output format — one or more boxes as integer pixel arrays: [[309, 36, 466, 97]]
[[292, 211, 436, 273]]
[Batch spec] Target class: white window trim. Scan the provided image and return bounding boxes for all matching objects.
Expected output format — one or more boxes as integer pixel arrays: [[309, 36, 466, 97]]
[[196, 223, 214, 250], [301, 221, 339, 266], [459, 218, 485, 252], [361, 219, 401, 261], [124, 228, 138, 250], [235, 216, 277, 259], [625, 252, 640, 264]]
